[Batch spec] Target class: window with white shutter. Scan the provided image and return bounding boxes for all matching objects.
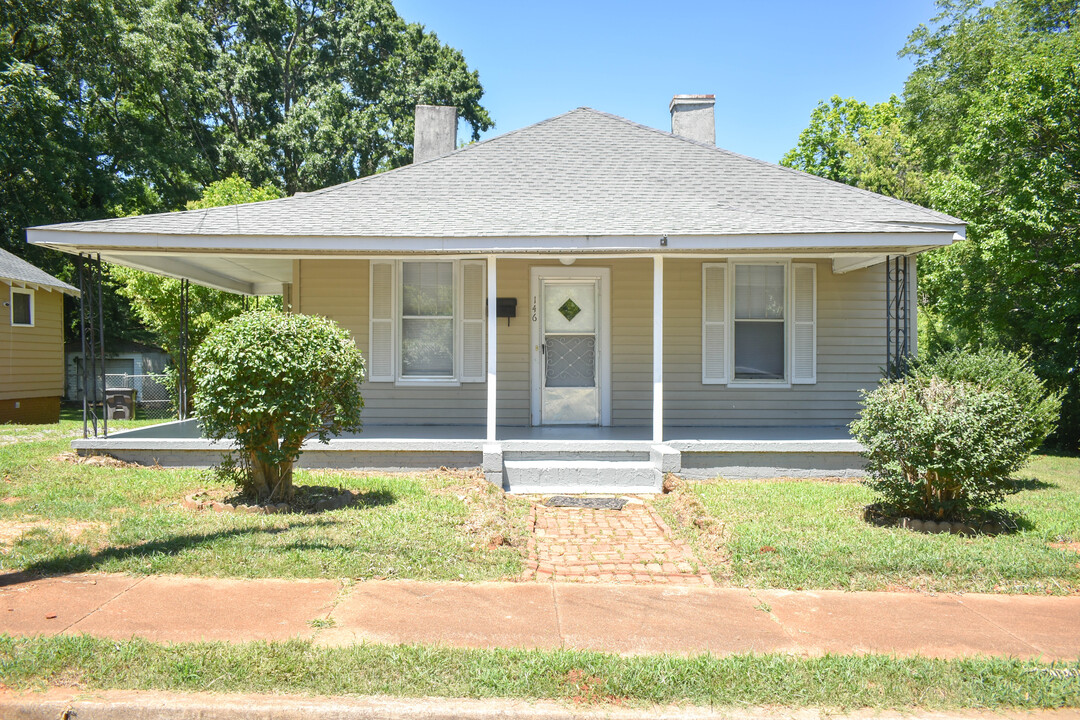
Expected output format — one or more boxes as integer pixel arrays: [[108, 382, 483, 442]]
[[367, 260, 486, 384], [368, 261, 395, 382], [701, 263, 727, 384], [459, 260, 486, 382], [790, 263, 817, 384], [701, 260, 817, 388]]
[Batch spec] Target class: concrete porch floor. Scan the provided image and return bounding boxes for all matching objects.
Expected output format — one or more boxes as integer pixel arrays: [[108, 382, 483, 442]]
[[71, 420, 866, 483]]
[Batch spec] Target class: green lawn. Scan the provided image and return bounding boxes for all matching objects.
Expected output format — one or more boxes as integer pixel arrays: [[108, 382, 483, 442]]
[[0, 416, 526, 581], [2, 635, 1077, 709], [658, 454, 1080, 595]]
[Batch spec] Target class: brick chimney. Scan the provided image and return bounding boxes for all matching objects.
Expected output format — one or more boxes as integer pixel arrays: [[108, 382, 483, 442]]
[[669, 95, 715, 145], [413, 105, 458, 163]]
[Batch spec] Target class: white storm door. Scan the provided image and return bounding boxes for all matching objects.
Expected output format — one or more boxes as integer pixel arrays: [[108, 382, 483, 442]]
[[539, 277, 601, 424]]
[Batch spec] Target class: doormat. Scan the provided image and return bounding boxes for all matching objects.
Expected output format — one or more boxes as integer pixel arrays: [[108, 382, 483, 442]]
[[544, 496, 627, 511]]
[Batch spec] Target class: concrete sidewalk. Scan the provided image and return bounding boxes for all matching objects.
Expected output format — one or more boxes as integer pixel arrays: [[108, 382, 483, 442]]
[[1, 571, 1078, 659]]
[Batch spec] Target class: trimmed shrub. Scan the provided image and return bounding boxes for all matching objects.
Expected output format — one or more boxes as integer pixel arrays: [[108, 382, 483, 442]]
[[908, 348, 1062, 458], [193, 312, 365, 502], [851, 349, 1062, 521]]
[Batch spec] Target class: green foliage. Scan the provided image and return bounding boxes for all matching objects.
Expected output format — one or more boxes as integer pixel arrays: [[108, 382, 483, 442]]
[[184, 174, 283, 210], [852, 378, 1024, 520], [784, 0, 1080, 449], [3, 0, 493, 343], [780, 95, 927, 204], [193, 312, 365, 502], [851, 350, 1061, 521], [113, 176, 285, 406], [910, 348, 1064, 457]]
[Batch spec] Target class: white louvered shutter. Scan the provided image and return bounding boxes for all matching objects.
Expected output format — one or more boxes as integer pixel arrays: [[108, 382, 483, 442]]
[[368, 261, 395, 382], [791, 263, 817, 384], [459, 260, 486, 382], [702, 263, 727, 383]]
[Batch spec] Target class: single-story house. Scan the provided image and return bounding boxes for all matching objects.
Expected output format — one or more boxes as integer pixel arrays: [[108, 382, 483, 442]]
[[27, 96, 965, 491], [0, 249, 79, 424]]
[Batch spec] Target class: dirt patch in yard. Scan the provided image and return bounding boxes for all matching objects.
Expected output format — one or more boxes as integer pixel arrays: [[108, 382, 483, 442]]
[[434, 468, 526, 552], [0, 520, 110, 552], [661, 475, 731, 581], [1050, 540, 1080, 554], [54, 451, 144, 469]]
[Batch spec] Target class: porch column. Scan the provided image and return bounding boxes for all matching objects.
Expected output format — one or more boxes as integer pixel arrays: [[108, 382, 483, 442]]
[[487, 255, 497, 442], [652, 255, 664, 443]]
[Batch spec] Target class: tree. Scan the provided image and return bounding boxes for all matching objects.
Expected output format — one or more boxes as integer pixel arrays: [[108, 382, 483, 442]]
[[904, 0, 1080, 448], [781, 95, 927, 205], [194, 312, 365, 502], [198, 0, 494, 194]]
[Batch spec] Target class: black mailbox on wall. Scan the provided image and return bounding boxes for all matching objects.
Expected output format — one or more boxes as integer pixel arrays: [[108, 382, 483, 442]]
[[495, 297, 517, 324]]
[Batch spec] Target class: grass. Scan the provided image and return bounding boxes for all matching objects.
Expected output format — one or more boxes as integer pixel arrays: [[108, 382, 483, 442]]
[[0, 635, 1077, 709], [0, 414, 527, 581], [658, 454, 1080, 595]]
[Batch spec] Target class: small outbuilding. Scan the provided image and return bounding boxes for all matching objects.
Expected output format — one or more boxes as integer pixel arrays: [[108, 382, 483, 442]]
[[0, 249, 79, 424]]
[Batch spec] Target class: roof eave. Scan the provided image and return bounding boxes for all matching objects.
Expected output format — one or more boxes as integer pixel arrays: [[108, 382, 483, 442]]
[[28, 228, 964, 256]]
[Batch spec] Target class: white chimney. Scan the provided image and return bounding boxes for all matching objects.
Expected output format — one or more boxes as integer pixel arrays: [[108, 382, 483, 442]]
[[669, 94, 715, 145], [413, 105, 458, 163]]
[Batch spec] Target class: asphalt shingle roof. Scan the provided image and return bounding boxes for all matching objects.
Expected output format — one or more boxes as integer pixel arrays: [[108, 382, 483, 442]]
[[0, 249, 78, 294], [34, 108, 963, 239]]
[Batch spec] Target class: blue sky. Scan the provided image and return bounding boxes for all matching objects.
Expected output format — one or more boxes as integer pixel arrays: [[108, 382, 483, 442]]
[[393, 0, 941, 163]]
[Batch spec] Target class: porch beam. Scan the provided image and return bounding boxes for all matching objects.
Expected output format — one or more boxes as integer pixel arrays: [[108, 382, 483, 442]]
[[653, 255, 663, 443], [486, 255, 497, 442]]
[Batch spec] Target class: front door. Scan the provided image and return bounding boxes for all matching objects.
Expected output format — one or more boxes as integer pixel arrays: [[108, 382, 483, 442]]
[[531, 268, 609, 425]]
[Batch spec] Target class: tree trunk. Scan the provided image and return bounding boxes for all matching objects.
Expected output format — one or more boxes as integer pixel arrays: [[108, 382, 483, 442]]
[[247, 454, 294, 503]]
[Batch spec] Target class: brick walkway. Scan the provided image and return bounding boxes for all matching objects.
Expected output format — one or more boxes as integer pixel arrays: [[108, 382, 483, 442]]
[[521, 500, 714, 585]]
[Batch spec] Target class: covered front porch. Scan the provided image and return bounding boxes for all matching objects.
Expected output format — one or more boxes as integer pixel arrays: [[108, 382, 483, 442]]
[[72, 419, 865, 492]]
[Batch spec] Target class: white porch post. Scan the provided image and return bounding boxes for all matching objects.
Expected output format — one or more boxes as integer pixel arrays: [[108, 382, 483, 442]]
[[652, 255, 664, 443], [486, 255, 497, 442]]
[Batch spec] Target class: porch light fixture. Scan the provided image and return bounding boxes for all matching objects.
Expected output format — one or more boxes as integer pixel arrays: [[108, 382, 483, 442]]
[[559, 257, 575, 266], [660, 235, 668, 246]]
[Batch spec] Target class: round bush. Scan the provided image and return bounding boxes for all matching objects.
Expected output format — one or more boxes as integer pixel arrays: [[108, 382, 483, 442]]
[[193, 311, 365, 502], [851, 349, 1062, 521]]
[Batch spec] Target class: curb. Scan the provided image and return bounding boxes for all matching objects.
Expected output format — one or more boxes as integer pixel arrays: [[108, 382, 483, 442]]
[[2, 689, 1073, 720]]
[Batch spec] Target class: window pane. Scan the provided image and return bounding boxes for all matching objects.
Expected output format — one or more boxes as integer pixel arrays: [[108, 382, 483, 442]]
[[545, 335, 596, 388], [735, 265, 784, 319], [734, 322, 784, 380], [402, 261, 452, 317], [11, 293, 30, 325], [401, 318, 453, 376]]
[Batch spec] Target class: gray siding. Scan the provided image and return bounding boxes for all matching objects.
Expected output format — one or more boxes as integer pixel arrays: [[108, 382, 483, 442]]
[[297, 257, 892, 428], [663, 258, 886, 426]]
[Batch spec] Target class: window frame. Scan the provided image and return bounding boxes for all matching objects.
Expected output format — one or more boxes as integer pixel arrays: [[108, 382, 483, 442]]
[[396, 260, 458, 384], [730, 260, 789, 387], [701, 259, 793, 389], [9, 288, 34, 327]]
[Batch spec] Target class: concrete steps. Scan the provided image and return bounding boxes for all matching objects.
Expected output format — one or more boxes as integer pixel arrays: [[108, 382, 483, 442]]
[[485, 442, 678, 494]]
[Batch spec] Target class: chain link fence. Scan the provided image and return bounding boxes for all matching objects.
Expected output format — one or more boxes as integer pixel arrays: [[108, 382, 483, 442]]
[[104, 373, 175, 420]]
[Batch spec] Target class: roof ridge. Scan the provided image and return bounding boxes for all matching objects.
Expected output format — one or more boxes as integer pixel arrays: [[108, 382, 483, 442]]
[[584, 108, 963, 226]]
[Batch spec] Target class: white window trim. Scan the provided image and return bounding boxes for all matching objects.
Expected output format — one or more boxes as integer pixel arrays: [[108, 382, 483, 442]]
[[396, 260, 458, 386], [10, 288, 34, 327], [367, 260, 485, 387], [702, 260, 797, 389], [728, 260, 790, 389]]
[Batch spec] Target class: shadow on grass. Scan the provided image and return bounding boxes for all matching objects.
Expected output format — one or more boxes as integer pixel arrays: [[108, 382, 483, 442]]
[[1010, 476, 1057, 492], [12, 518, 339, 579]]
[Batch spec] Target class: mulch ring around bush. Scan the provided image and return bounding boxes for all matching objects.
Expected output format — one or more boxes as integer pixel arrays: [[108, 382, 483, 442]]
[[183, 485, 361, 515], [863, 503, 1016, 536]]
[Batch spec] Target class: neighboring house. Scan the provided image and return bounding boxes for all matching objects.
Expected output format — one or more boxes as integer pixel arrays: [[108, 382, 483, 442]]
[[27, 96, 966, 491], [0, 249, 79, 424], [65, 340, 170, 411]]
